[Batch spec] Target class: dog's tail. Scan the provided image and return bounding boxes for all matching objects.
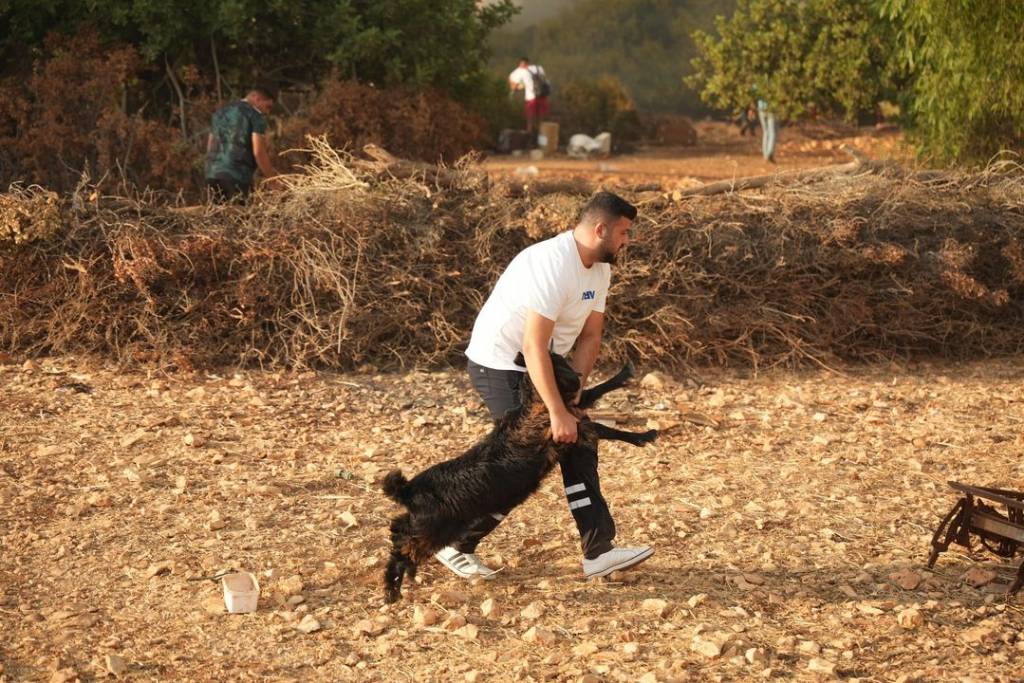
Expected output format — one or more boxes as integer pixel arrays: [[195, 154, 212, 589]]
[[381, 469, 409, 504]]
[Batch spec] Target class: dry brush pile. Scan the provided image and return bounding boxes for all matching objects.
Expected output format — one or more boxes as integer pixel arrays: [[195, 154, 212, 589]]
[[2, 142, 1023, 372]]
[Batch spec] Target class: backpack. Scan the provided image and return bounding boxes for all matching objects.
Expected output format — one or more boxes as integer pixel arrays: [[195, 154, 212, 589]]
[[530, 66, 552, 98]]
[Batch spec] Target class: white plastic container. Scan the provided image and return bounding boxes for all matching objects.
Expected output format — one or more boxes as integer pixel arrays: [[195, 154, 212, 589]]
[[221, 571, 260, 614]]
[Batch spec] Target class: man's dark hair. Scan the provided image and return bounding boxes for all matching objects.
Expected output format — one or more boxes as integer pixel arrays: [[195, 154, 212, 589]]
[[250, 84, 277, 101], [519, 56, 530, 63], [580, 191, 637, 224]]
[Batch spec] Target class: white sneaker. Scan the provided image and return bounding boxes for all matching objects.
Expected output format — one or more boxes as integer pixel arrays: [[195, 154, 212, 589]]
[[435, 547, 498, 580], [583, 546, 654, 578]]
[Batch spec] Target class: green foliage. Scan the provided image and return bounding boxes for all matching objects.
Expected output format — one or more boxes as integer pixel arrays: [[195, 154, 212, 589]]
[[489, 0, 734, 114], [882, 0, 1024, 165], [0, 1, 517, 97], [688, 0, 899, 121]]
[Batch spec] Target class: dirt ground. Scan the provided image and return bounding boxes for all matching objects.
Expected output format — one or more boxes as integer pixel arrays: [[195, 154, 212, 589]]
[[3, 353, 1024, 682], [482, 121, 910, 189]]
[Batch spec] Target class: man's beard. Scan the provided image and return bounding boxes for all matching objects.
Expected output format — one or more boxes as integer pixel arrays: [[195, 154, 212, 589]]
[[598, 235, 619, 265]]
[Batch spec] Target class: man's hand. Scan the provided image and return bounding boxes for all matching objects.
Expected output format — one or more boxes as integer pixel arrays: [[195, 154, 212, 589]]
[[550, 408, 578, 443]]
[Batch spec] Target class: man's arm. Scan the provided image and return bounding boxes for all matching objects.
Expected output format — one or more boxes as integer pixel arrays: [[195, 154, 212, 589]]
[[251, 133, 278, 179], [206, 134, 215, 154], [522, 310, 577, 443], [570, 310, 604, 394]]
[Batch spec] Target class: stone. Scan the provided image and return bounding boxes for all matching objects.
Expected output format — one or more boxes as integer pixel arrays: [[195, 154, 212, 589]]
[[963, 567, 998, 588], [279, 575, 304, 596], [522, 626, 556, 646], [807, 658, 836, 675], [641, 372, 669, 390], [889, 568, 922, 591], [520, 601, 545, 620], [454, 624, 479, 640], [480, 597, 498, 619], [897, 608, 924, 629], [104, 654, 128, 677], [642, 598, 670, 617], [297, 615, 321, 634], [413, 605, 441, 627]]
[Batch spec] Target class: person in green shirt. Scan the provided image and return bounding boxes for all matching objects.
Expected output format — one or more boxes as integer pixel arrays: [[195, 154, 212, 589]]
[[205, 86, 280, 201]]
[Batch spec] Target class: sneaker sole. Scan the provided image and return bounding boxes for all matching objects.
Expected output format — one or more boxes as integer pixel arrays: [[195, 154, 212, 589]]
[[585, 548, 655, 579], [436, 557, 498, 580]]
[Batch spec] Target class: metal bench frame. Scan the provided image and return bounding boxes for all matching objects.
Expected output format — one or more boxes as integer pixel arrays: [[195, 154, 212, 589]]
[[928, 481, 1024, 594]]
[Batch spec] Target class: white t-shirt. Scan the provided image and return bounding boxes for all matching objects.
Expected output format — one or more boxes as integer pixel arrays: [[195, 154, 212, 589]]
[[509, 65, 547, 101], [466, 231, 611, 371]]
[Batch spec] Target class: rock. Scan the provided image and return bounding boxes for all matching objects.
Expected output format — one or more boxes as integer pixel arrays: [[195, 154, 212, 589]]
[[580, 676, 602, 683], [465, 671, 481, 683], [49, 668, 78, 683], [201, 594, 225, 614], [104, 654, 128, 677], [279, 575, 304, 596], [480, 598, 498, 619], [963, 567, 998, 588], [182, 433, 205, 447], [443, 613, 467, 631], [642, 598, 670, 617], [687, 593, 707, 608], [454, 624, 479, 640], [638, 674, 658, 683], [857, 603, 885, 616], [339, 511, 358, 528], [413, 605, 441, 627], [434, 590, 469, 608], [897, 607, 924, 629], [522, 626, 556, 645], [961, 622, 999, 644], [120, 429, 148, 449], [573, 641, 599, 656], [798, 640, 821, 656], [520, 601, 545, 620], [745, 648, 768, 665], [641, 372, 669, 390], [297, 615, 322, 634], [691, 637, 722, 658], [286, 594, 305, 607], [144, 561, 174, 578], [354, 618, 385, 636], [807, 658, 836, 675], [889, 568, 922, 590], [207, 510, 226, 531]]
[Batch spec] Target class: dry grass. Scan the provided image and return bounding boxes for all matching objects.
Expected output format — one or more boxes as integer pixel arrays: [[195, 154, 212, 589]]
[[2, 142, 1023, 374]]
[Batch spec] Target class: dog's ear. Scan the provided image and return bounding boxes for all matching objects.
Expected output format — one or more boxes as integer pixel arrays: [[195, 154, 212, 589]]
[[513, 352, 527, 368]]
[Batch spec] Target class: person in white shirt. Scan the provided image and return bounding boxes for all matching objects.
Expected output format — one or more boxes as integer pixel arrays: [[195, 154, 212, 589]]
[[508, 56, 550, 143], [434, 191, 655, 581]]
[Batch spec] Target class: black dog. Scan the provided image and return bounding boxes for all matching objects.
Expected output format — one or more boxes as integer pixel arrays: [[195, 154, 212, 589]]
[[381, 351, 657, 603]]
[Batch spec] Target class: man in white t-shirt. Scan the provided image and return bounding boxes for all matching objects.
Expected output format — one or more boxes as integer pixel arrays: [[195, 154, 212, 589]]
[[508, 56, 550, 143], [434, 191, 655, 581]]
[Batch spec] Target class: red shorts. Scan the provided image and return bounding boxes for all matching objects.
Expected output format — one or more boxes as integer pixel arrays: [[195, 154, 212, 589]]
[[525, 97, 549, 118]]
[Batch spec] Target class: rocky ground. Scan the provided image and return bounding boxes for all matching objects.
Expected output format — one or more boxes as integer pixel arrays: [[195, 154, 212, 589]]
[[2, 353, 1024, 682]]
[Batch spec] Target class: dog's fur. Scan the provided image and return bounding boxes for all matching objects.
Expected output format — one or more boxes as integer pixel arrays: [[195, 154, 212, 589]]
[[381, 352, 657, 602]]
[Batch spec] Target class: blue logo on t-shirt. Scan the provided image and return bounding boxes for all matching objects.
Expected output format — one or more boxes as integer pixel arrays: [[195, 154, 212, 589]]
[[582, 290, 595, 300]]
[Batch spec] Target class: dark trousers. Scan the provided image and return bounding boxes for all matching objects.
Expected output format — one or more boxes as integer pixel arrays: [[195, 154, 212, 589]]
[[455, 360, 616, 560], [206, 177, 252, 203]]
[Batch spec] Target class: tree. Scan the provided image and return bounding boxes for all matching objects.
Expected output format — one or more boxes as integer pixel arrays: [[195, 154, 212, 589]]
[[0, 1, 517, 97], [882, 0, 1024, 164], [489, 0, 734, 114], [688, 0, 899, 121]]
